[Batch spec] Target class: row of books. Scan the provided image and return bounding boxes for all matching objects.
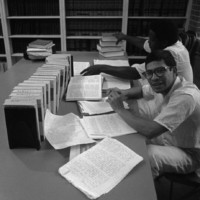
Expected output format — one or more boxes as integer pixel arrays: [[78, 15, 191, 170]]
[[7, 0, 188, 17], [65, 0, 123, 16], [3, 53, 72, 150], [127, 19, 186, 37], [129, 0, 188, 17], [67, 19, 121, 36], [10, 19, 60, 35], [7, 0, 59, 16]]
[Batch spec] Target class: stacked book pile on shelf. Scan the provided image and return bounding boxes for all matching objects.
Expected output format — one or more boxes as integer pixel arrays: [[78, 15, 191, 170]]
[[97, 33, 125, 58], [26, 39, 55, 60], [3, 53, 72, 150]]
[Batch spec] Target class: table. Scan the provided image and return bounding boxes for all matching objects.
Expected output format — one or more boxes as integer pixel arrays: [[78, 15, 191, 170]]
[[0, 52, 157, 200]]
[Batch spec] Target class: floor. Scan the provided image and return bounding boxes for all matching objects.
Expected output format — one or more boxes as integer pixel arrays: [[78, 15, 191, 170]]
[[155, 176, 200, 200]]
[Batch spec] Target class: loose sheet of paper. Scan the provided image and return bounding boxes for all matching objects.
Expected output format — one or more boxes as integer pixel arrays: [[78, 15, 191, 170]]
[[44, 109, 95, 149], [78, 100, 129, 115], [73, 61, 90, 76], [101, 73, 131, 90], [80, 113, 137, 139], [93, 59, 129, 66], [59, 137, 143, 199]]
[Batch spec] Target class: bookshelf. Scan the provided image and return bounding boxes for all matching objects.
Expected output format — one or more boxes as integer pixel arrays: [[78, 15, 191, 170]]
[[0, 0, 193, 68]]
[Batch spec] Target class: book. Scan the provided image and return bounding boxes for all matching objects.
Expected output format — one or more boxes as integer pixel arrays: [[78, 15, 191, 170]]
[[101, 33, 118, 42], [28, 39, 54, 49], [80, 112, 137, 139], [65, 75, 103, 101], [59, 137, 143, 199], [97, 44, 123, 53], [4, 99, 41, 150], [99, 50, 125, 58], [99, 39, 123, 47]]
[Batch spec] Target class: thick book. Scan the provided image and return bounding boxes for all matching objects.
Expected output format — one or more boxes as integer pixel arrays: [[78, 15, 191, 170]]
[[4, 99, 41, 150], [65, 75, 103, 101], [99, 50, 125, 58], [99, 39, 123, 47], [97, 44, 123, 53], [28, 39, 54, 49], [101, 33, 117, 42], [59, 137, 143, 199]]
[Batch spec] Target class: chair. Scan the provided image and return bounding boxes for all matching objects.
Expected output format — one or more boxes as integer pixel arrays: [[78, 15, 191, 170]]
[[179, 30, 197, 57], [163, 172, 200, 200]]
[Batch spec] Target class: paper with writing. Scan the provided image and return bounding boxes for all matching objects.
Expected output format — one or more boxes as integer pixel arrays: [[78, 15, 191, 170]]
[[44, 109, 95, 149], [59, 137, 143, 199], [93, 59, 129, 66]]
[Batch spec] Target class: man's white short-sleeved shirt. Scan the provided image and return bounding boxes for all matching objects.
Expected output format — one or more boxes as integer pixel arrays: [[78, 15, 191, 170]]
[[132, 40, 193, 82], [142, 77, 200, 149]]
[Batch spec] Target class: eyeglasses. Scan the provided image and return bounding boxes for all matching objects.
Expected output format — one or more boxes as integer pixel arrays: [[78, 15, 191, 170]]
[[144, 66, 168, 79]]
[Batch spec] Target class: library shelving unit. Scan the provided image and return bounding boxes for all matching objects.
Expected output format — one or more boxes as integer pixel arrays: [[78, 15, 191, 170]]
[[0, 4, 7, 72], [0, 0, 193, 68]]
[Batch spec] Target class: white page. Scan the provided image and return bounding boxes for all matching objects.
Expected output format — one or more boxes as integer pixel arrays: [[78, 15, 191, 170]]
[[80, 113, 137, 139], [59, 137, 143, 199], [44, 109, 95, 149], [78, 100, 129, 115], [101, 73, 131, 90], [73, 61, 90, 76], [66, 75, 102, 101], [93, 59, 129, 67]]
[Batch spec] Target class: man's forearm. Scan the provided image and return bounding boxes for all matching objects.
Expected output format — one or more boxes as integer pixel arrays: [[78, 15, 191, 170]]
[[125, 36, 146, 50], [116, 109, 167, 139], [101, 65, 141, 80]]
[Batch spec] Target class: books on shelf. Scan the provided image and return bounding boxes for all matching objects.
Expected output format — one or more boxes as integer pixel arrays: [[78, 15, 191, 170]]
[[65, 75, 103, 101], [59, 137, 143, 199]]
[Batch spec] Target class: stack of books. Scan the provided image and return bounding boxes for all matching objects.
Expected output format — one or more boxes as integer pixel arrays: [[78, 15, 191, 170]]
[[97, 33, 125, 58], [26, 39, 55, 60]]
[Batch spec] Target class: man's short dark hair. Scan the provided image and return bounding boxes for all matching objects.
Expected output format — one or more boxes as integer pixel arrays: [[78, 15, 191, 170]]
[[145, 50, 177, 70], [150, 19, 179, 46]]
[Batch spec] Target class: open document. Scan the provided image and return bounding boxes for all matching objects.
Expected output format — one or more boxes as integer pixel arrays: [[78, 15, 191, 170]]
[[44, 109, 95, 149], [59, 137, 143, 199], [65, 75, 103, 101], [80, 113, 137, 139]]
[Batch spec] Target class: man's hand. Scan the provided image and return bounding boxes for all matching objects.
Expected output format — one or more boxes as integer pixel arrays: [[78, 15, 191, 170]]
[[113, 32, 127, 45], [107, 90, 125, 112], [81, 65, 102, 76]]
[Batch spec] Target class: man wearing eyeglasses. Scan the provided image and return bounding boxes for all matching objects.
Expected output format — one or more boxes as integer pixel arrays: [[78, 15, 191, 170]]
[[107, 50, 200, 178], [81, 19, 193, 83]]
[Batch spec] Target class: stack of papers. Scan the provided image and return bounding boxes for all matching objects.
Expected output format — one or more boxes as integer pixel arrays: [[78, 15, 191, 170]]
[[59, 137, 143, 199]]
